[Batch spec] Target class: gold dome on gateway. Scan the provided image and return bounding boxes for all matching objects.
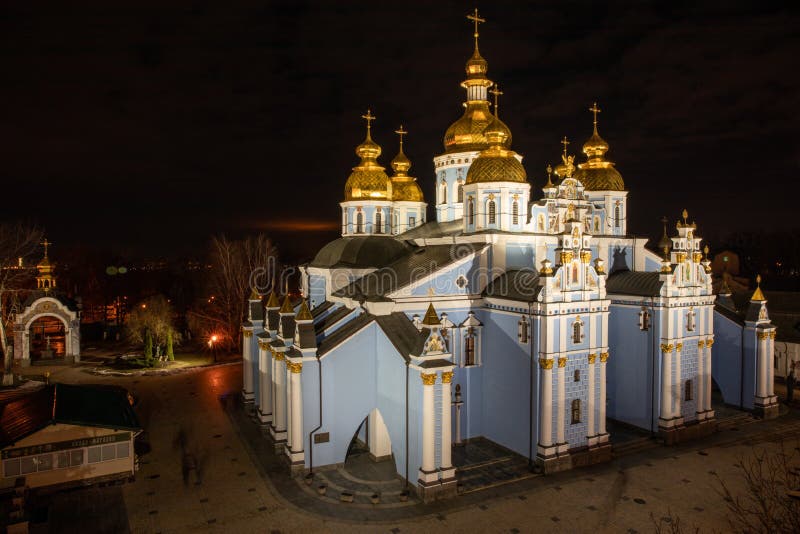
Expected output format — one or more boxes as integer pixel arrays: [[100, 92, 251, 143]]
[[572, 102, 625, 191], [343, 110, 392, 201]]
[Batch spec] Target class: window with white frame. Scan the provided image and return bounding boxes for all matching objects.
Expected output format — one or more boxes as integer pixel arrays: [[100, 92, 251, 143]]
[[686, 308, 696, 332], [457, 181, 464, 203], [375, 210, 382, 234], [571, 399, 581, 424], [572, 317, 584, 344], [356, 211, 364, 233], [468, 198, 475, 225], [639, 308, 651, 331], [464, 327, 478, 366], [488, 200, 497, 225]]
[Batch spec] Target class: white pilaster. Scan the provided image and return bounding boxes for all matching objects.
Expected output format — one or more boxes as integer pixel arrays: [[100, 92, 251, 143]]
[[257, 343, 272, 423], [288, 362, 304, 461], [660, 343, 673, 426], [242, 330, 254, 400], [587, 354, 596, 441], [756, 332, 768, 399], [419, 373, 436, 481], [538, 358, 554, 449], [674, 343, 683, 420], [599, 352, 608, 436], [556, 355, 566, 446], [696, 339, 705, 415], [768, 333, 775, 396], [271, 353, 287, 441], [440, 372, 453, 470], [705, 339, 713, 414]]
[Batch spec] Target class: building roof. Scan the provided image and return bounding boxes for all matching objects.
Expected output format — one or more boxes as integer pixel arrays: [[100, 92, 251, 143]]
[[1, 383, 141, 448], [334, 244, 481, 301], [375, 313, 426, 359], [311, 300, 335, 318], [606, 270, 663, 297], [398, 219, 463, 239], [314, 305, 352, 335], [483, 269, 541, 302], [318, 313, 374, 356], [310, 236, 412, 269]]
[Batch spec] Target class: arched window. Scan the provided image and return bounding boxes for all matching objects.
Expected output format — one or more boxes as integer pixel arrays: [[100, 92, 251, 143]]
[[571, 399, 581, 424], [375, 210, 382, 234], [457, 181, 464, 203], [464, 327, 476, 366], [488, 200, 496, 225], [572, 318, 583, 344], [518, 317, 529, 344], [572, 262, 579, 283], [574, 369, 580, 382], [468, 198, 475, 225], [685, 379, 693, 401], [512, 201, 519, 225], [687, 308, 695, 331], [356, 212, 364, 234], [440, 181, 448, 204]]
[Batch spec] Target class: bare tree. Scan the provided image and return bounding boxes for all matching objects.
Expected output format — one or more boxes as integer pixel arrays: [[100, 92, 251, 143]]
[[191, 234, 278, 352], [126, 295, 181, 351], [713, 440, 800, 533], [0, 223, 44, 384]]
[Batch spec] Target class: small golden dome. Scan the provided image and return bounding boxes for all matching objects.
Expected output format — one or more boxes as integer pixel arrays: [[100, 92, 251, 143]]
[[573, 102, 625, 191], [344, 110, 392, 201], [466, 117, 526, 184], [389, 125, 425, 203], [465, 48, 488, 79]]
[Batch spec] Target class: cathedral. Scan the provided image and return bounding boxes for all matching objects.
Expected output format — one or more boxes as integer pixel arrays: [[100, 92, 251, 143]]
[[242, 11, 777, 501]]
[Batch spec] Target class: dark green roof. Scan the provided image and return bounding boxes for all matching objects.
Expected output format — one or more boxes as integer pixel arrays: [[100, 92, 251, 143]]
[[483, 269, 541, 302], [606, 270, 663, 297], [310, 236, 412, 269]]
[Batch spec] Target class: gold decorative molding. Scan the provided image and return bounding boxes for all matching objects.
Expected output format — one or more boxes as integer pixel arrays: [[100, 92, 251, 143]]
[[558, 356, 567, 368], [660, 343, 674, 353], [588, 353, 597, 364], [692, 251, 703, 263], [676, 342, 683, 353], [441, 371, 453, 384], [274, 352, 285, 361], [769, 330, 776, 339], [706, 338, 714, 348], [599, 352, 609, 363], [287, 361, 303, 374], [676, 252, 687, 263], [539, 358, 554, 370], [580, 250, 592, 264], [421, 373, 437, 386], [697, 340, 705, 349], [757, 331, 769, 340], [258, 340, 269, 350], [560, 251, 574, 265], [242, 330, 253, 338]]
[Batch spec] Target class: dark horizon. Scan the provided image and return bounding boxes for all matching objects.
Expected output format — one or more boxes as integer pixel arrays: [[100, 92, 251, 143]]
[[2, 1, 799, 262]]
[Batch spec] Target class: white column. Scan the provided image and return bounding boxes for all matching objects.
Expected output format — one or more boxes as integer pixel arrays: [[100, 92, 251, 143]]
[[556, 356, 566, 445], [289, 362, 303, 454], [539, 358, 553, 448], [258, 344, 272, 421], [768, 333, 775, 396], [587, 354, 596, 437], [756, 332, 768, 398], [674, 343, 682, 418], [660, 344, 673, 422], [440, 372, 453, 469], [705, 339, 713, 412], [696, 340, 705, 413], [286, 362, 293, 448], [274, 354, 287, 435], [421, 373, 436, 473], [599, 352, 608, 435], [242, 331, 253, 395]]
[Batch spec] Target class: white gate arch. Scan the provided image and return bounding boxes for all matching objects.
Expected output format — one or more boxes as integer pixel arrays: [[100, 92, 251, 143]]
[[13, 296, 80, 365]]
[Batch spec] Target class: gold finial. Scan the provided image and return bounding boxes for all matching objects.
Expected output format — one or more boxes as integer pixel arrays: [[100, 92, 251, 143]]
[[562, 153, 575, 178], [589, 102, 601, 131], [703, 244, 709, 258], [362, 109, 376, 136], [545, 164, 554, 187], [756, 274, 761, 285], [489, 84, 503, 117], [466, 8, 486, 51], [395, 124, 407, 148], [41, 238, 52, 259], [752, 274, 766, 301], [561, 136, 570, 158], [682, 209, 688, 223]]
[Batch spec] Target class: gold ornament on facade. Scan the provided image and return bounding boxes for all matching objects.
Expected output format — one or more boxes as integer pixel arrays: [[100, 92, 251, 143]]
[[274, 352, 285, 361], [539, 358, 554, 370], [692, 252, 703, 263], [675, 252, 687, 263], [287, 361, 303, 374], [757, 331, 769, 340], [676, 342, 683, 352], [769, 330, 776, 339], [599, 352, 609, 363], [258, 340, 269, 350], [559, 251, 574, 265], [697, 340, 705, 349], [441, 371, 454, 384], [588, 353, 597, 364], [558, 357, 567, 368], [421, 373, 437, 386], [242, 330, 253, 338], [660, 343, 674, 353], [580, 250, 592, 264], [707, 338, 714, 347]]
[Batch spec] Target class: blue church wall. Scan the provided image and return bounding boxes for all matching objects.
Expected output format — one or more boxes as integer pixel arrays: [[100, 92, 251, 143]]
[[712, 311, 750, 408], [506, 243, 535, 269], [644, 254, 661, 272], [681, 344, 698, 421], [480, 309, 537, 457], [607, 304, 658, 432], [608, 244, 633, 273], [563, 353, 589, 448], [308, 275, 327, 309], [408, 257, 482, 297], [435, 165, 468, 221]]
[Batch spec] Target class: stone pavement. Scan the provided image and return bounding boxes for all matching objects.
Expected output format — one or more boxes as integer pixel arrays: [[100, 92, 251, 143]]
[[12, 363, 800, 533]]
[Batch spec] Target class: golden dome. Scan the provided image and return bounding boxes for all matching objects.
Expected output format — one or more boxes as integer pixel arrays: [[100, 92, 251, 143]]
[[344, 110, 392, 201], [573, 102, 625, 191], [444, 101, 512, 154], [389, 125, 425, 203], [465, 48, 488, 79], [466, 116, 526, 184]]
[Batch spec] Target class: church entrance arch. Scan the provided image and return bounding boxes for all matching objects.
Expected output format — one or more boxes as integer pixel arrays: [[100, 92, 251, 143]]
[[345, 408, 394, 465], [13, 296, 80, 366]]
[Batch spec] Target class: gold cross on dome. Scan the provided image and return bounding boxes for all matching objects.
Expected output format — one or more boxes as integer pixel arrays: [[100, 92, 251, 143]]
[[362, 109, 376, 132], [41, 238, 52, 257], [395, 124, 407, 147], [589, 102, 601, 128], [467, 8, 485, 45], [561, 136, 570, 157], [489, 84, 503, 117]]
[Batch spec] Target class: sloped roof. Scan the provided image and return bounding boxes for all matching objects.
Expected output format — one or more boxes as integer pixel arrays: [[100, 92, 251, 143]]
[[311, 300, 334, 318], [1, 383, 141, 448], [310, 236, 412, 269], [318, 313, 374, 356], [398, 219, 463, 239], [314, 306, 352, 335], [483, 269, 541, 302], [334, 244, 484, 301], [375, 313, 427, 360], [606, 270, 663, 297]]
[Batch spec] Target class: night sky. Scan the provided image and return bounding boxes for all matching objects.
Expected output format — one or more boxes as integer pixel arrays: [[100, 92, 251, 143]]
[[2, 1, 799, 262]]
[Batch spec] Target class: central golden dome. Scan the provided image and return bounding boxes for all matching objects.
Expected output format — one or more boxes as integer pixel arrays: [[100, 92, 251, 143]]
[[466, 117, 526, 184], [444, 102, 512, 153], [344, 111, 392, 201]]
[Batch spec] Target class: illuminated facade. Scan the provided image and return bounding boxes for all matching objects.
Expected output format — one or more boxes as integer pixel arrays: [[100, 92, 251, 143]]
[[244, 10, 775, 500]]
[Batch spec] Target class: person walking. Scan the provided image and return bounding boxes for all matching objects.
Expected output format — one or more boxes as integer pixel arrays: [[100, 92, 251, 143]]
[[787, 362, 796, 405]]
